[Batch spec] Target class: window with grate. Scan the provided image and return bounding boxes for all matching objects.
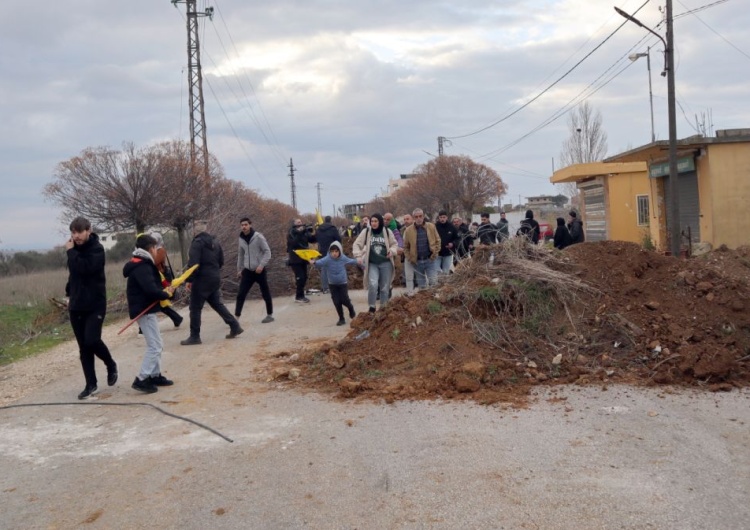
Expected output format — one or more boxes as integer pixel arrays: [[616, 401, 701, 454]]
[[636, 195, 649, 226]]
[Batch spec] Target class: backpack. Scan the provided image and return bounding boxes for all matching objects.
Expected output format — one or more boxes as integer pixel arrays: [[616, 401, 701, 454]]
[[517, 220, 533, 239]]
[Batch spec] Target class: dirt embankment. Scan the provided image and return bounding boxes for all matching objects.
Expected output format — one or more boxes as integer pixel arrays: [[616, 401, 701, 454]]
[[274, 240, 750, 404]]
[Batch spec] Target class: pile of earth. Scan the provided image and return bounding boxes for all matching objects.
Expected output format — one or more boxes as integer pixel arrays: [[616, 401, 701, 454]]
[[275, 240, 750, 404]]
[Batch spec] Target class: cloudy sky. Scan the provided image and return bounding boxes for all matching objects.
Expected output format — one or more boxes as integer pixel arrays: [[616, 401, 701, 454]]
[[1, 0, 748, 250]]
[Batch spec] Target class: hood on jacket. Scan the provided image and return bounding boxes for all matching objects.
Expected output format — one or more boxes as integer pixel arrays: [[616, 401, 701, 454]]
[[557, 217, 566, 226], [525, 209, 534, 219], [123, 248, 154, 278], [329, 240, 344, 255]]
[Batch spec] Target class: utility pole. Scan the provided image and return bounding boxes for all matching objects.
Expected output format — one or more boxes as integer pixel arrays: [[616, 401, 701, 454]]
[[665, 0, 681, 257], [171, 0, 213, 181], [288, 158, 297, 210], [438, 136, 444, 156], [316, 182, 323, 215]]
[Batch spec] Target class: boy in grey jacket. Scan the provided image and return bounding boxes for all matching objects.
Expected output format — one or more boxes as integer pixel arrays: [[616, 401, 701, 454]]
[[311, 241, 360, 326], [235, 217, 274, 323]]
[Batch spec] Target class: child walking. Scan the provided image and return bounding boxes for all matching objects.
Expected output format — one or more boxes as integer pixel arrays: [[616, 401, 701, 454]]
[[123, 234, 175, 394], [311, 241, 360, 326]]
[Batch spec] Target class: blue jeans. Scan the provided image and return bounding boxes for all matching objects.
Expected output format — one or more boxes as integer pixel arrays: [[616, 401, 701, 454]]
[[367, 261, 393, 308], [138, 313, 163, 379], [414, 258, 438, 288], [438, 255, 453, 275]]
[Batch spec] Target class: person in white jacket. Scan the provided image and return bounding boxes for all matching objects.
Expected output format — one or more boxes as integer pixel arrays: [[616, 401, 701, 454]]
[[235, 217, 274, 323], [352, 213, 399, 313]]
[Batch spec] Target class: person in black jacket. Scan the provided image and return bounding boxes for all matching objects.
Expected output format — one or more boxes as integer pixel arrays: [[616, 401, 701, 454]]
[[435, 210, 458, 275], [567, 210, 585, 245], [476, 213, 497, 246], [452, 216, 473, 261], [64, 217, 118, 399], [517, 209, 541, 245], [180, 220, 242, 345], [553, 217, 573, 250], [287, 218, 317, 303], [314, 216, 341, 293], [123, 234, 175, 393]]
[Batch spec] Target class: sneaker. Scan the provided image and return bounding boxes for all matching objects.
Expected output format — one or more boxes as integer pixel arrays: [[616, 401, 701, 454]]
[[78, 385, 98, 400], [180, 336, 202, 346], [107, 363, 118, 386], [368, 306, 376, 313], [336, 319, 346, 326], [149, 374, 174, 386], [174, 315, 184, 328], [132, 377, 158, 394], [261, 315, 274, 324], [226, 326, 244, 339], [322, 289, 329, 294], [349, 310, 357, 319], [295, 297, 310, 304]]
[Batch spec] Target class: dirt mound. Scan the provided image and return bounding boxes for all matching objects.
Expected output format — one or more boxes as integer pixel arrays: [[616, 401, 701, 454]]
[[278, 240, 750, 404]]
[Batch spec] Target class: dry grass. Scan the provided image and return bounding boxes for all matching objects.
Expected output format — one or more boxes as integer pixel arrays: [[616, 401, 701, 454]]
[[0, 263, 126, 307]]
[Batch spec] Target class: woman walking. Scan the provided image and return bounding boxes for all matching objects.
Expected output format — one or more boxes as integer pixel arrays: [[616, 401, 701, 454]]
[[352, 213, 399, 313]]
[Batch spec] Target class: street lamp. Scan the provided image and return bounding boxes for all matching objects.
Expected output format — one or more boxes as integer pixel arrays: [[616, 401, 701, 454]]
[[628, 47, 656, 143], [615, 3, 681, 258]]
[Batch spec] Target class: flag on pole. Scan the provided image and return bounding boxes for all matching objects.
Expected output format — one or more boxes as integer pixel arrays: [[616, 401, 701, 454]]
[[294, 249, 322, 262]]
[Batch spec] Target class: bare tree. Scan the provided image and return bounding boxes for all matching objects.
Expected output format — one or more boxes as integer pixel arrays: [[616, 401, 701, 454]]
[[391, 155, 506, 219], [557, 102, 608, 203]]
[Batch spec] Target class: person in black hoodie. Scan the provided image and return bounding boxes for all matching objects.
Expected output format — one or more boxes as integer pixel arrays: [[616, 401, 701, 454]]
[[517, 209, 541, 244], [123, 234, 175, 394], [553, 217, 573, 250], [180, 219, 242, 345], [287, 218, 317, 303], [452, 216, 473, 261], [567, 210, 585, 245], [65, 217, 118, 399], [314, 215, 341, 293]]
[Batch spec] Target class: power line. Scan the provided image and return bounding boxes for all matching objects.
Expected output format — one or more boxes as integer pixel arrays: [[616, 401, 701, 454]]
[[676, 0, 749, 61], [444, 0, 652, 140]]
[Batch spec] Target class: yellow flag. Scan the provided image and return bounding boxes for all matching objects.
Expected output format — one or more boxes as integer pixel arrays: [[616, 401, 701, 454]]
[[160, 263, 199, 307], [316, 209, 324, 225], [294, 249, 322, 262]]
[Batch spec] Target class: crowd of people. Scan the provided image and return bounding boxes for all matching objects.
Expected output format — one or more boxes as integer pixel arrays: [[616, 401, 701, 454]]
[[63, 209, 585, 400]]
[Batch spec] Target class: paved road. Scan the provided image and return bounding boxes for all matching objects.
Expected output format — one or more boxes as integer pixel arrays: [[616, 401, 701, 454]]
[[1, 289, 749, 529]]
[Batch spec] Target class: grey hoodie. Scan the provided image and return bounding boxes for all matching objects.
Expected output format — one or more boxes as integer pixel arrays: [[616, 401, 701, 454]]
[[312, 241, 359, 285]]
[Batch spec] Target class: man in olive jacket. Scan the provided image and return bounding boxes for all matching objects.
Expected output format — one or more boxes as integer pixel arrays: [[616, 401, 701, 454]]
[[181, 220, 242, 345], [402, 208, 441, 289]]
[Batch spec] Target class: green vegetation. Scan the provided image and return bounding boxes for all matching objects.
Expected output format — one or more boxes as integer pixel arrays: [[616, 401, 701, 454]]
[[391, 327, 401, 340], [0, 304, 73, 365], [426, 300, 444, 314], [519, 282, 554, 335], [478, 286, 501, 302]]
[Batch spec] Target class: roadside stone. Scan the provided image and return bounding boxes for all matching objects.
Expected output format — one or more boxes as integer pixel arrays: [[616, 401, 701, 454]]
[[644, 301, 660, 310], [453, 373, 481, 393], [696, 281, 713, 293], [461, 361, 485, 379], [339, 378, 362, 395], [326, 349, 346, 369]]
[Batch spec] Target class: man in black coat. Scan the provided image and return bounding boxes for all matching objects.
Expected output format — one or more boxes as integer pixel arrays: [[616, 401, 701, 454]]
[[476, 213, 497, 246], [435, 210, 458, 274], [314, 215, 341, 293], [452, 216, 473, 260], [553, 217, 573, 250], [517, 209, 541, 245], [65, 217, 118, 399], [181, 220, 242, 345], [287, 218, 317, 303], [567, 211, 585, 245]]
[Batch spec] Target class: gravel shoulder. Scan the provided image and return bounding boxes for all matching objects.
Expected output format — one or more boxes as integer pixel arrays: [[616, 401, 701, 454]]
[[1, 288, 749, 530]]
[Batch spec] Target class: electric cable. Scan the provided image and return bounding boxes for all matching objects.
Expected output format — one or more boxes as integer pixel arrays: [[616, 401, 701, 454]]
[[0, 401, 234, 443], [444, 0, 652, 140], [676, 0, 749, 61]]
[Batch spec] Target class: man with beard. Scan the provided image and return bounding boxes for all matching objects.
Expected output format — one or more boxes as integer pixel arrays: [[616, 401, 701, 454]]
[[287, 218, 317, 303], [567, 210, 585, 245], [235, 217, 274, 323], [402, 208, 441, 289], [435, 210, 458, 275]]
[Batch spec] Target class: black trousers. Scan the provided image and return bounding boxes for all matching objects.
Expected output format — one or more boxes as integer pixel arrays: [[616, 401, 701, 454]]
[[69, 310, 116, 388], [235, 268, 273, 316], [329, 284, 355, 319], [290, 263, 308, 299], [189, 285, 239, 338]]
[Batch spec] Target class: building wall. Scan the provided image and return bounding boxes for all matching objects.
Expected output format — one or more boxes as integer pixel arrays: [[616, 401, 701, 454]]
[[605, 170, 652, 245], [704, 143, 750, 248]]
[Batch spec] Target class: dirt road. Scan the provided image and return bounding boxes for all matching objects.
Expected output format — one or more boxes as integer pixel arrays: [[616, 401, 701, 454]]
[[1, 289, 749, 529]]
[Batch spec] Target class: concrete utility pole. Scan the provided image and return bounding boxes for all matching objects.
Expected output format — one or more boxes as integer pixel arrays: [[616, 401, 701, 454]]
[[665, 0, 681, 257], [615, 3, 680, 257], [316, 182, 323, 215], [172, 0, 213, 181], [288, 158, 297, 210]]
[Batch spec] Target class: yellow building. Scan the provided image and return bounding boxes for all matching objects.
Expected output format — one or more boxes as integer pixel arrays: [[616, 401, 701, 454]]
[[550, 129, 750, 252]]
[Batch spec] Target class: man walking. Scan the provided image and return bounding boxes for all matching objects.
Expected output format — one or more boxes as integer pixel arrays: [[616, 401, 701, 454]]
[[65, 217, 118, 399], [314, 215, 341, 293], [181, 219, 242, 345], [496, 211, 510, 242], [402, 208, 441, 289], [235, 217, 274, 324], [476, 213, 497, 246], [287, 218, 317, 303], [568, 211, 585, 245], [435, 210, 458, 275]]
